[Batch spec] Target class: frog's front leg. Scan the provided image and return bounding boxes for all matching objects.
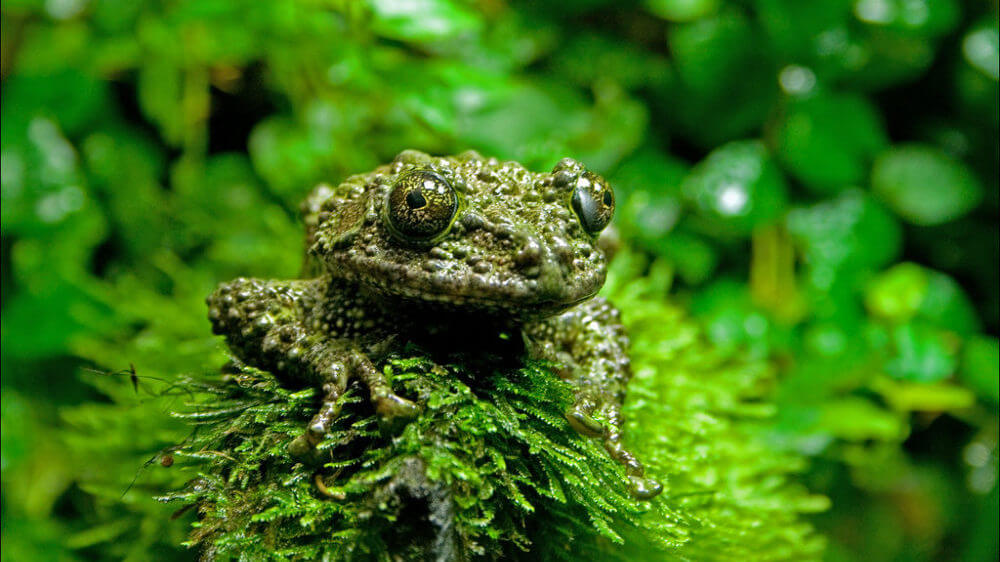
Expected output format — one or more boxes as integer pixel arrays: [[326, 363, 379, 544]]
[[523, 297, 662, 500], [207, 277, 418, 452]]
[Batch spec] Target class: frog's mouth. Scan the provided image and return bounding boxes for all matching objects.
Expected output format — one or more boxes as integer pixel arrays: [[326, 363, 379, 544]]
[[332, 254, 606, 319]]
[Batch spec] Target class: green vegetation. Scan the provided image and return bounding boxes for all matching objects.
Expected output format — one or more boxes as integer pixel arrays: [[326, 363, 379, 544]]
[[2, 1, 996, 560]]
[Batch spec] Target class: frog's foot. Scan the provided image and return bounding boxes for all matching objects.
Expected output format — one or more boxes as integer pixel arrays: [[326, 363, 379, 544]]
[[627, 475, 663, 500], [350, 353, 420, 420], [289, 380, 347, 459], [565, 399, 605, 438], [566, 398, 663, 500], [600, 403, 662, 500], [373, 392, 420, 418], [603, 431, 663, 500]]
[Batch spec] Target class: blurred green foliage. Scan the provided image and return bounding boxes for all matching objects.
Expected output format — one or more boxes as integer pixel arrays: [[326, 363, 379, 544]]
[[1, 0, 997, 560]]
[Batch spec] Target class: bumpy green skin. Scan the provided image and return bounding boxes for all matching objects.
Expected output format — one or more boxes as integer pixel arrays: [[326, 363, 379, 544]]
[[206, 150, 661, 499]]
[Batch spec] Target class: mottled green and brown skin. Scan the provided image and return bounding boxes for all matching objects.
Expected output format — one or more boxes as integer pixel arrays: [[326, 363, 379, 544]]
[[207, 150, 661, 499]]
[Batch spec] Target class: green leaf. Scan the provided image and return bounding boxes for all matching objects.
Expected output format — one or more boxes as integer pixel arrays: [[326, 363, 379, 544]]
[[877, 379, 975, 412], [550, 33, 671, 91], [611, 148, 687, 255], [788, 190, 901, 283], [0, 70, 110, 136], [871, 144, 982, 226], [247, 104, 363, 202], [865, 263, 979, 334], [852, 0, 961, 38], [754, 0, 852, 65], [865, 263, 929, 323], [917, 268, 981, 335], [136, 56, 185, 146], [816, 397, 907, 441], [457, 81, 584, 167], [171, 154, 301, 278], [884, 323, 957, 383], [669, 11, 754, 93], [681, 140, 789, 234], [774, 92, 888, 194], [369, 0, 481, 43], [666, 11, 777, 145], [0, 117, 109, 359], [960, 336, 999, 404], [81, 127, 169, 261], [956, 18, 1000, 127], [690, 279, 774, 357], [962, 18, 1000, 81], [645, 0, 720, 22], [457, 80, 646, 172]]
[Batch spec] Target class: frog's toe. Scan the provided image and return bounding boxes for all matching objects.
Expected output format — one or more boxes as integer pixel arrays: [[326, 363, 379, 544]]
[[375, 393, 420, 419], [627, 475, 663, 500], [351, 353, 419, 420], [566, 405, 605, 437]]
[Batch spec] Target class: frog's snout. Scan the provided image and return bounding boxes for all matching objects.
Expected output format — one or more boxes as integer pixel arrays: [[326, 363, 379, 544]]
[[511, 232, 575, 281], [465, 216, 577, 278], [436, 210, 603, 311], [512, 235, 543, 275], [508, 232, 591, 307]]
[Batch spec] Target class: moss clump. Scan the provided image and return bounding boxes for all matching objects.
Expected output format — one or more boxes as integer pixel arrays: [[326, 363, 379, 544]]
[[159, 253, 826, 560]]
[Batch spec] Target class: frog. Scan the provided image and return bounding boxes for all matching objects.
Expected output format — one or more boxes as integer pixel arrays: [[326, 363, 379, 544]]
[[206, 149, 662, 499]]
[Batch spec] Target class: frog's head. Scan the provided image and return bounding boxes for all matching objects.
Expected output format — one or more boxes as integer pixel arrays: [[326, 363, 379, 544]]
[[307, 150, 615, 319]]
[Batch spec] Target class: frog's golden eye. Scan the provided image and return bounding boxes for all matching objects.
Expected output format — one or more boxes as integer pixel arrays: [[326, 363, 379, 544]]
[[385, 169, 459, 243], [570, 172, 614, 234]]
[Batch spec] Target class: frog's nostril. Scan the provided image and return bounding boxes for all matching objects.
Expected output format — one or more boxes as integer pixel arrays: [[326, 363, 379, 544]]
[[552, 237, 575, 266], [514, 237, 543, 276]]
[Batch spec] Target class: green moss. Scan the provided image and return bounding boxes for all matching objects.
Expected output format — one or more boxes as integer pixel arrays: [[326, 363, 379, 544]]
[[154, 252, 824, 559]]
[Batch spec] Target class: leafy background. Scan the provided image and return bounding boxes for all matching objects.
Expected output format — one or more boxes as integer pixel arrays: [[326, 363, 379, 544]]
[[1, 0, 997, 560]]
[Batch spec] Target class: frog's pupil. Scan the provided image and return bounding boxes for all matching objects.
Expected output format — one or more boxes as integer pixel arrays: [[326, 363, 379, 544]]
[[602, 190, 612, 206], [406, 189, 427, 209]]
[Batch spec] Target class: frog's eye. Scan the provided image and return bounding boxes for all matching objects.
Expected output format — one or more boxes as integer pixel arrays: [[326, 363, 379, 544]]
[[570, 173, 614, 234], [385, 169, 459, 243]]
